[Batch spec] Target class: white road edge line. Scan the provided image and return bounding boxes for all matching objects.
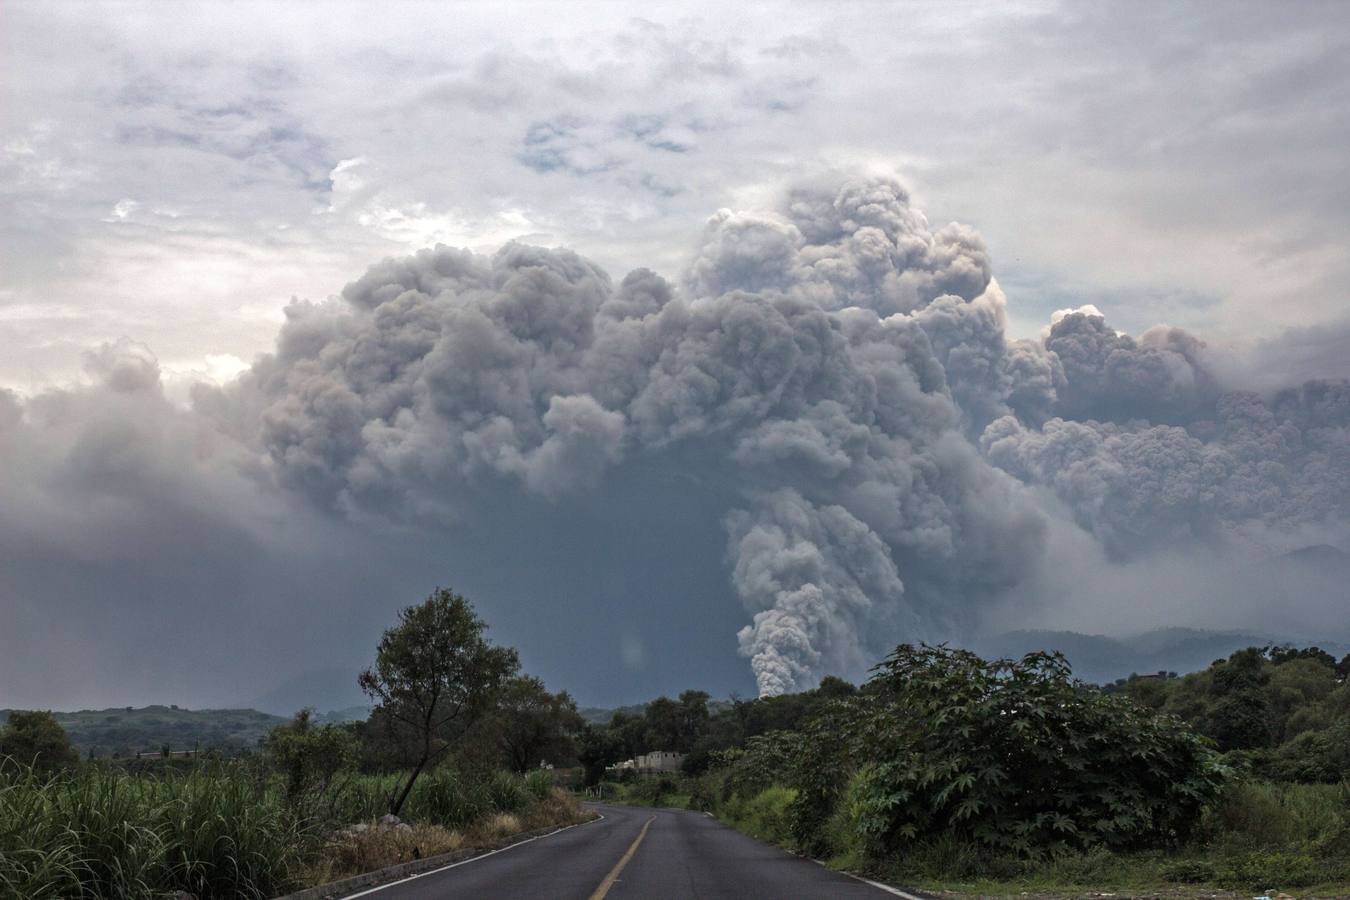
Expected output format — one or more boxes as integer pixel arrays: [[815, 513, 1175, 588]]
[[342, 811, 606, 899], [812, 859, 927, 900], [841, 868, 928, 899]]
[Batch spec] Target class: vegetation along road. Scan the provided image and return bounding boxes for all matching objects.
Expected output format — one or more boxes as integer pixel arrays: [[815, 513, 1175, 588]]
[[347, 802, 916, 899]]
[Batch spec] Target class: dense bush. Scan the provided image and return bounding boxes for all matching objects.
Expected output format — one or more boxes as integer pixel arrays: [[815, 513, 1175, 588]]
[[1111, 644, 1350, 780], [0, 712, 79, 778], [624, 775, 682, 806], [697, 645, 1228, 866], [265, 709, 356, 811], [719, 786, 797, 845], [838, 646, 1226, 856], [524, 768, 554, 801], [711, 731, 800, 802]]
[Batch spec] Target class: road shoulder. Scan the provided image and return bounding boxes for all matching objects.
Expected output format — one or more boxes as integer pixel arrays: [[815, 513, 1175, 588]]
[[275, 815, 602, 900]]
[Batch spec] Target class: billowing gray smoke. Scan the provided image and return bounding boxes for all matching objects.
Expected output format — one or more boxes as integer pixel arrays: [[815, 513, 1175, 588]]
[[4, 175, 1349, 705], [982, 310, 1350, 558], [205, 178, 1045, 695]]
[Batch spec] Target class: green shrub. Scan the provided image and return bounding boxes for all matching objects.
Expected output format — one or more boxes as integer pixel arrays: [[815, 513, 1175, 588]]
[[524, 769, 553, 802], [625, 775, 680, 806], [0, 712, 80, 778], [788, 647, 1225, 858], [487, 770, 527, 813], [730, 786, 797, 845], [420, 768, 489, 827], [1204, 780, 1348, 849], [1216, 849, 1320, 889], [712, 732, 799, 801], [264, 710, 355, 809], [1160, 858, 1218, 882]]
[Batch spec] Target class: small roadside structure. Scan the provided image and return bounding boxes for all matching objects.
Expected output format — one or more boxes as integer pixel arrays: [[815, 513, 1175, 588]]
[[609, 750, 684, 775]]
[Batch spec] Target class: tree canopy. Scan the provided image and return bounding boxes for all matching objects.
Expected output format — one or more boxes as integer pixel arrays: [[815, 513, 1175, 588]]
[[358, 588, 518, 814], [0, 710, 79, 777]]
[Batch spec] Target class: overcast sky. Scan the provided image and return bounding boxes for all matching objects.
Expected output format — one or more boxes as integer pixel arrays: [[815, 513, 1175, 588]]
[[3, 1, 1348, 711], [6, 1, 1349, 397]]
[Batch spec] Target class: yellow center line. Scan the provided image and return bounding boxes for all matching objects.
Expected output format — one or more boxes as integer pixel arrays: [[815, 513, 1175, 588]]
[[588, 814, 655, 900]]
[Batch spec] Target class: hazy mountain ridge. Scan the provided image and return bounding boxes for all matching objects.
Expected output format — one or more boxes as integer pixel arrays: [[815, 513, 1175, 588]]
[[244, 666, 370, 718], [0, 705, 287, 757], [974, 627, 1350, 685], [10, 622, 1345, 753]]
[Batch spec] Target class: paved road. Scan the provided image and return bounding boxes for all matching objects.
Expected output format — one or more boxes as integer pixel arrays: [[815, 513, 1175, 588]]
[[346, 803, 916, 899]]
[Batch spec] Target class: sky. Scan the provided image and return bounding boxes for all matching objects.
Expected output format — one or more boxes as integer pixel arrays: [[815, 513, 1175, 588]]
[[2, 1, 1349, 711]]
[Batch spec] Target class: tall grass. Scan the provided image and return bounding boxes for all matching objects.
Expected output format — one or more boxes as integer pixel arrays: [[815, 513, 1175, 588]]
[[328, 767, 537, 827], [1202, 780, 1350, 849], [0, 762, 307, 899], [2, 760, 582, 898]]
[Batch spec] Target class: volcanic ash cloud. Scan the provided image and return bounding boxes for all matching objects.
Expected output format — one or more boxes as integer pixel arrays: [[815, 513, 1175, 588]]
[[10, 175, 1348, 701], [209, 177, 1046, 695]]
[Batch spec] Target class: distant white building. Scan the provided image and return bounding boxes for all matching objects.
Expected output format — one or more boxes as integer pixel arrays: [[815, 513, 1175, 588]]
[[612, 750, 684, 775]]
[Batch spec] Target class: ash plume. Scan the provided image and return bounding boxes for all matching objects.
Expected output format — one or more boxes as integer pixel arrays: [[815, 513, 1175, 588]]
[[982, 309, 1350, 558], [3, 175, 1349, 704], [207, 177, 1044, 695]]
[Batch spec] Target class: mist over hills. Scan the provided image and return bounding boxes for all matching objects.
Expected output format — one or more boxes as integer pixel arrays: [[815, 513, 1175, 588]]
[[243, 667, 370, 719], [205, 544, 1350, 720]]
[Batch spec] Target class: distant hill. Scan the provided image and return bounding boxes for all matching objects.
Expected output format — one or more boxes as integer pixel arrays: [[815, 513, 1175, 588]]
[[973, 627, 1350, 685], [976, 544, 1350, 683], [0, 705, 287, 758], [580, 703, 649, 725], [245, 666, 370, 717]]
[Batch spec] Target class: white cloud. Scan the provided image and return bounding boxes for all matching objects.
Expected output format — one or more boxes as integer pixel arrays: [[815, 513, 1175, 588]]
[[5, 2, 1347, 395]]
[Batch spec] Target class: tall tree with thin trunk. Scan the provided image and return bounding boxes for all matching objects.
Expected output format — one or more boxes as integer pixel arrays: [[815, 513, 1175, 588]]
[[359, 588, 518, 816]]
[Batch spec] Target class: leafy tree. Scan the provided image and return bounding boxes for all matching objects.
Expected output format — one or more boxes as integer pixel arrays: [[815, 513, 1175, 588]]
[[0, 710, 80, 777], [265, 709, 356, 808], [608, 710, 646, 760], [488, 675, 584, 773], [677, 690, 711, 751], [814, 675, 857, 700], [359, 588, 519, 815], [1267, 644, 1337, 669], [577, 723, 622, 786], [1206, 648, 1274, 750], [792, 645, 1225, 857], [643, 696, 682, 751]]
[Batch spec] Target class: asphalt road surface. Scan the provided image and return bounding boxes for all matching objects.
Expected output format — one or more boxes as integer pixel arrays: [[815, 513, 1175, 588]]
[[344, 803, 920, 899]]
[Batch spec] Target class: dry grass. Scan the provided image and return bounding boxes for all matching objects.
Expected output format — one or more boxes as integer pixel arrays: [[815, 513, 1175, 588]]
[[304, 824, 464, 885], [519, 787, 592, 831], [302, 786, 597, 889], [471, 813, 522, 843]]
